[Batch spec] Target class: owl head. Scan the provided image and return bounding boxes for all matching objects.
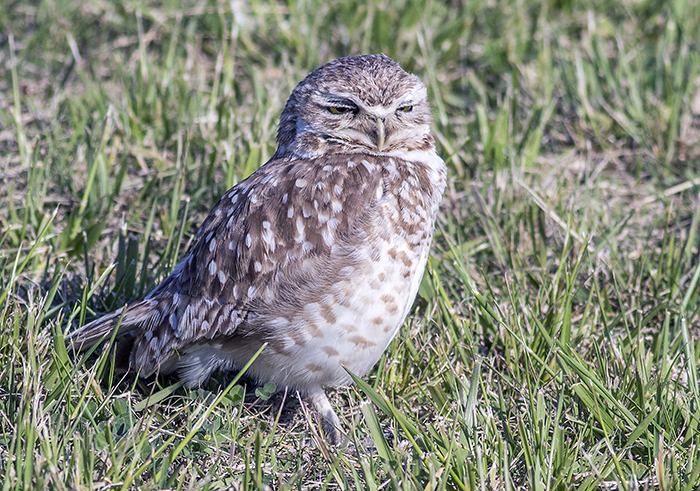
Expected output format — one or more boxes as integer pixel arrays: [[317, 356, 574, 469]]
[[274, 54, 435, 159]]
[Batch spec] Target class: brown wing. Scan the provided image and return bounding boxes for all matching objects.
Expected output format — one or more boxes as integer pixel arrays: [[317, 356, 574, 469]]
[[72, 154, 385, 375]]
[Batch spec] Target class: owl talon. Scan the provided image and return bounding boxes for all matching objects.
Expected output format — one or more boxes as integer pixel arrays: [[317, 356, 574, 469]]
[[308, 387, 345, 445], [321, 417, 344, 446]]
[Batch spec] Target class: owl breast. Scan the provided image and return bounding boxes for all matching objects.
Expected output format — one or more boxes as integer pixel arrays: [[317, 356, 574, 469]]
[[196, 150, 446, 391]]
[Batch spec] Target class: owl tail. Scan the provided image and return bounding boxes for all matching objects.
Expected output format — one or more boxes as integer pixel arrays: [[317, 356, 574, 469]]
[[66, 300, 161, 355], [67, 309, 115, 346], [66, 298, 179, 377]]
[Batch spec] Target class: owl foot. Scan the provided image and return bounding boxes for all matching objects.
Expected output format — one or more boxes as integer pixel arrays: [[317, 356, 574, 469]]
[[308, 387, 344, 445]]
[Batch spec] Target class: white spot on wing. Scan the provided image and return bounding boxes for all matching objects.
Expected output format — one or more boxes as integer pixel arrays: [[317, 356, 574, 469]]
[[295, 216, 306, 242], [261, 221, 276, 252], [322, 227, 334, 246], [362, 159, 376, 172], [302, 203, 313, 217], [209, 261, 217, 275], [399, 181, 411, 200]]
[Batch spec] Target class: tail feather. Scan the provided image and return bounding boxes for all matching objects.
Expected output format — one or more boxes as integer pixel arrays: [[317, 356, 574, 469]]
[[66, 297, 180, 378], [67, 299, 156, 349], [66, 307, 126, 348]]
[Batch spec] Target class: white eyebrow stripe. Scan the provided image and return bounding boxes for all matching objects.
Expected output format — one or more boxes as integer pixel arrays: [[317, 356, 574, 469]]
[[365, 105, 398, 118], [365, 97, 420, 118]]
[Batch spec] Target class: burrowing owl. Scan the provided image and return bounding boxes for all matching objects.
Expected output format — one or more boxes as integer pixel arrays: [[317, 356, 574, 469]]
[[70, 54, 446, 442]]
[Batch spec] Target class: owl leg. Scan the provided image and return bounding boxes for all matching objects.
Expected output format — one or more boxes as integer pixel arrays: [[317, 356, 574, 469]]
[[307, 386, 344, 445]]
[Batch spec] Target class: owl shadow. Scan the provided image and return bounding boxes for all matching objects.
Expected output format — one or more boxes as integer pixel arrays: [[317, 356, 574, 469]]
[[76, 339, 303, 433], [208, 371, 303, 428], [126, 370, 306, 433], [87, 352, 375, 447]]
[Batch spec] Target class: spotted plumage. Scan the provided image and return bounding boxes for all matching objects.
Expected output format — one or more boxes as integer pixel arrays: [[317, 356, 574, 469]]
[[69, 54, 447, 443]]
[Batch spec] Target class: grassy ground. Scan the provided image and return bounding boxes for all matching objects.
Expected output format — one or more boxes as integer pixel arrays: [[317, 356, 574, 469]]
[[2, 0, 700, 489]]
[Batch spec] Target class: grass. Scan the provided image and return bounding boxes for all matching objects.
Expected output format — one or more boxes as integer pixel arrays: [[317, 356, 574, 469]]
[[2, 0, 700, 488]]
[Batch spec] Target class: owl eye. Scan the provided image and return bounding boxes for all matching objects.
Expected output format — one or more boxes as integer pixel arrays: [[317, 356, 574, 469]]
[[328, 106, 353, 114], [398, 105, 413, 113]]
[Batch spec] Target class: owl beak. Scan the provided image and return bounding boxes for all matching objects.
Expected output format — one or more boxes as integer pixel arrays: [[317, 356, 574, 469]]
[[375, 118, 386, 151]]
